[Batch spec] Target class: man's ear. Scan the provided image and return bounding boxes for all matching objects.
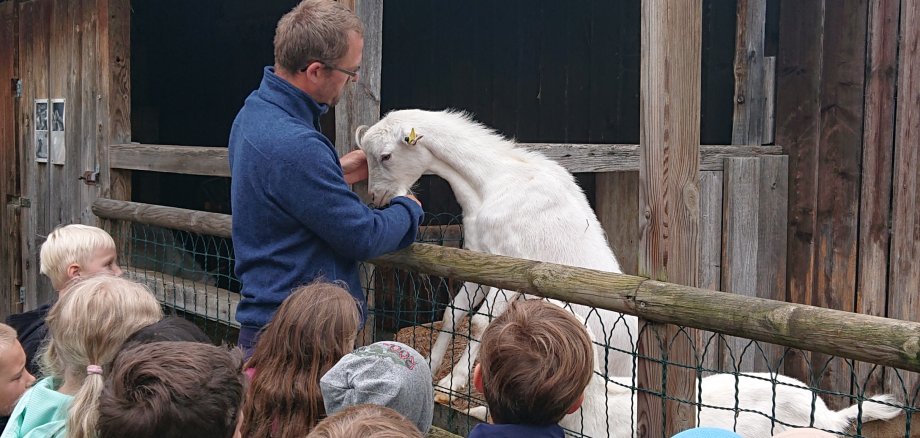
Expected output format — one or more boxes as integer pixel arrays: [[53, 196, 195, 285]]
[[566, 393, 585, 415], [300, 62, 326, 83], [66, 263, 81, 281], [473, 363, 485, 394]]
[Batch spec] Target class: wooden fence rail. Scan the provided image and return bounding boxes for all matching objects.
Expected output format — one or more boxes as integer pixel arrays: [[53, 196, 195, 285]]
[[93, 198, 920, 373]]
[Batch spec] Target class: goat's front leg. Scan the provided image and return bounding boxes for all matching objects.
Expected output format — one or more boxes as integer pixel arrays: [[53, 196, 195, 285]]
[[428, 282, 487, 377], [434, 289, 518, 404]]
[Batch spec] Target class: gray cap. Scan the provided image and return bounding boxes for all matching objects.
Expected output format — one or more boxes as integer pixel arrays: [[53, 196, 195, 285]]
[[320, 341, 434, 433]]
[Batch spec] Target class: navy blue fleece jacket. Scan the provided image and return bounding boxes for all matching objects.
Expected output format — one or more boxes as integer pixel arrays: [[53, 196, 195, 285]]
[[228, 67, 423, 330]]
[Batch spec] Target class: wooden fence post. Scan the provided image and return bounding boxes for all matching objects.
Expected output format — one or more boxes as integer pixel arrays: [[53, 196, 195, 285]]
[[638, 0, 702, 436]]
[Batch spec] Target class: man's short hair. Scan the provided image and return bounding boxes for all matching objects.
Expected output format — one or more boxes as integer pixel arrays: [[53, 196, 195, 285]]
[[273, 0, 364, 74], [478, 299, 595, 425], [39, 224, 116, 290], [97, 341, 244, 438], [307, 404, 423, 438]]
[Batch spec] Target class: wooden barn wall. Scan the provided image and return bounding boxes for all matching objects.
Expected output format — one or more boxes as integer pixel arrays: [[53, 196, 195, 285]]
[[776, 0, 920, 407], [0, 0, 129, 316]]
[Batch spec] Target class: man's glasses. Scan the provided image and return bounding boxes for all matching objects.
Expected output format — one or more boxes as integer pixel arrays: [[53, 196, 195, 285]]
[[300, 61, 359, 80]]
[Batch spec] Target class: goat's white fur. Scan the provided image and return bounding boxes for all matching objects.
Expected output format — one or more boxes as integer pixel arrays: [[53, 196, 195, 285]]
[[357, 109, 638, 399]]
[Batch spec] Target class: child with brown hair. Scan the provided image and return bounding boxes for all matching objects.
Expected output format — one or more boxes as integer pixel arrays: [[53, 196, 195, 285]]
[[0, 324, 36, 434], [469, 299, 595, 438], [1, 275, 162, 438], [239, 282, 361, 438], [5, 224, 123, 376], [307, 404, 423, 438], [96, 341, 244, 438]]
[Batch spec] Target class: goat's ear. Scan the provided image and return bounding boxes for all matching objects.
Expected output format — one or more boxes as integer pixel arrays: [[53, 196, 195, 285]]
[[354, 125, 369, 150], [403, 127, 423, 146]]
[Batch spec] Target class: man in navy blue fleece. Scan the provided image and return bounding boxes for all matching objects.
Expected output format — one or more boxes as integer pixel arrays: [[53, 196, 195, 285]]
[[228, 0, 423, 357]]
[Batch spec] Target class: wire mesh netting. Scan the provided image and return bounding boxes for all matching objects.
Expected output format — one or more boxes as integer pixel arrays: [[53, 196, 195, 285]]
[[105, 215, 920, 437]]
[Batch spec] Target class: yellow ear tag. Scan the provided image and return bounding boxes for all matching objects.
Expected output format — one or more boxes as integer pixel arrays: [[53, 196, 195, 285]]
[[405, 128, 423, 145]]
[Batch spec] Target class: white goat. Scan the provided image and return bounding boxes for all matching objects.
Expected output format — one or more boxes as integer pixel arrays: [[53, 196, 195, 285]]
[[356, 109, 638, 401]]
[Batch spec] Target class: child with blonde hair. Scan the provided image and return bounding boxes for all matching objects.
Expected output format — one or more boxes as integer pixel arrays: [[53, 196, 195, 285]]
[[0, 324, 36, 433], [5, 224, 123, 376], [1, 275, 162, 438], [239, 282, 361, 438], [307, 404, 423, 438]]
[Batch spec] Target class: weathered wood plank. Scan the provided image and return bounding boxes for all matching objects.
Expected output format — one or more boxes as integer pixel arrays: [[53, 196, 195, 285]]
[[108, 144, 231, 177], [124, 268, 239, 327], [775, 0, 824, 385], [762, 56, 776, 145], [810, 0, 868, 409], [857, 0, 900, 398], [97, 0, 131, 253], [92, 197, 459, 247], [106, 143, 784, 176], [79, 0, 98, 224], [0, 0, 19, 318], [887, 0, 920, 405], [638, 0, 702, 435], [697, 171, 723, 373], [371, 243, 920, 373], [16, 0, 36, 313], [731, 0, 767, 145], [721, 158, 761, 372], [596, 171, 639, 276], [755, 156, 788, 371]]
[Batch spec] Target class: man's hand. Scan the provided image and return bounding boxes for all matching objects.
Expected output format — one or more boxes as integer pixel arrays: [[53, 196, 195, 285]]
[[340, 149, 369, 184]]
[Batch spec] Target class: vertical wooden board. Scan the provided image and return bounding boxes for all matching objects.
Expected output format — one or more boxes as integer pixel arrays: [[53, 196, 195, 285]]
[[731, 0, 767, 145], [17, 1, 35, 312], [775, 0, 824, 384], [856, 0, 899, 398], [887, 0, 920, 406], [762, 56, 776, 144], [810, 0, 867, 409], [755, 156, 787, 371], [48, 0, 77, 227], [79, 0, 97, 225], [21, 0, 53, 309], [0, 0, 19, 317], [638, 0, 702, 435], [596, 171, 639, 276], [721, 157, 762, 372], [698, 170, 723, 373]]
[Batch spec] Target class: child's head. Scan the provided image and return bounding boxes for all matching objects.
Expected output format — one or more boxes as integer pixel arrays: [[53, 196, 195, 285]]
[[42, 275, 163, 438], [121, 316, 212, 351], [473, 299, 594, 426], [307, 404, 424, 438], [241, 282, 361, 437], [0, 323, 35, 416], [97, 341, 244, 438], [40, 224, 121, 291], [320, 341, 433, 433]]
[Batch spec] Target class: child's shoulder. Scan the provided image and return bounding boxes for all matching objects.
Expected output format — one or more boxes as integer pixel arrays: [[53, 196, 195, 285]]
[[468, 423, 565, 438], [1, 378, 72, 438]]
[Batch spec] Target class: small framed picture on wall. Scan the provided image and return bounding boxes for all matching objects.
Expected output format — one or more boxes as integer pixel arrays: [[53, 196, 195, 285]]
[[34, 99, 49, 163]]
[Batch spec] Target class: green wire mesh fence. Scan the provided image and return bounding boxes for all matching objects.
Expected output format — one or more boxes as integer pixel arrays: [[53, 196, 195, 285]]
[[104, 214, 919, 438]]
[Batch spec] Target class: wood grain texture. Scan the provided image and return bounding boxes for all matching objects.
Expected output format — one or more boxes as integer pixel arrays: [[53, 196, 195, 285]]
[[638, 0, 702, 434], [697, 170, 723, 373], [596, 171, 639, 276], [731, 0, 767, 145], [887, 0, 920, 405], [105, 143, 783, 176], [775, 0, 824, 385], [0, 1, 19, 317], [371, 243, 920, 373], [856, 0, 900, 398]]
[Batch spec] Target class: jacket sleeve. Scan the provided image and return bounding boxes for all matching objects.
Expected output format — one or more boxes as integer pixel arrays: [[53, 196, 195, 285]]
[[266, 136, 423, 261]]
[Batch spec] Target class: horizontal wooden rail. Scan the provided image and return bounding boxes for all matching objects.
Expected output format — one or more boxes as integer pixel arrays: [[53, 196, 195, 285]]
[[371, 243, 920, 373], [107, 143, 784, 176], [124, 269, 240, 327], [92, 198, 463, 246]]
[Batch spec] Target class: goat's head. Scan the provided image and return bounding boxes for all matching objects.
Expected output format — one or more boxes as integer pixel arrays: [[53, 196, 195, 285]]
[[355, 110, 436, 206]]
